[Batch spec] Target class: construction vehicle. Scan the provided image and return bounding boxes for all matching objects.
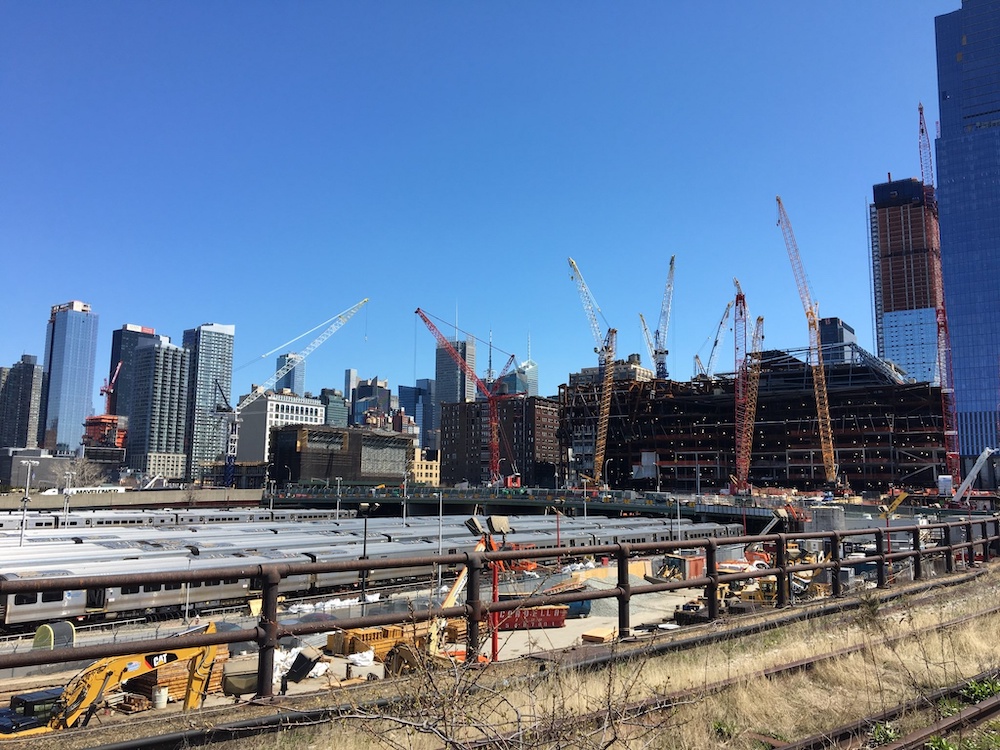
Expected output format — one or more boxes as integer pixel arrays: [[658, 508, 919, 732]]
[[639, 255, 675, 380], [568, 258, 617, 487], [878, 490, 911, 519], [415, 309, 517, 485], [776, 196, 838, 487], [217, 299, 368, 486], [948, 447, 997, 508], [0, 622, 218, 737]]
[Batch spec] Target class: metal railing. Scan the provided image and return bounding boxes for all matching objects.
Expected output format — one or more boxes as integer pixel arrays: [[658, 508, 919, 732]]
[[0, 516, 997, 700]]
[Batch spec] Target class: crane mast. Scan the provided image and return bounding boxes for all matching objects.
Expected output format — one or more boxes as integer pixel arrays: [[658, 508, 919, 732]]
[[733, 280, 763, 491], [415, 309, 516, 484], [646, 255, 675, 379], [222, 298, 369, 486], [919, 103, 961, 487], [705, 300, 733, 378], [567, 258, 616, 486], [776, 196, 837, 486]]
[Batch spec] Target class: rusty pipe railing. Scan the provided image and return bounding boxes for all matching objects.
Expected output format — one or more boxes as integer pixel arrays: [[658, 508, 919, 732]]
[[0, 517, 996, 700]]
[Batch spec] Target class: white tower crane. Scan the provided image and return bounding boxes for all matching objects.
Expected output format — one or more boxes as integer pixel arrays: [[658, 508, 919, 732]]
[[220, 298, 369, 486]]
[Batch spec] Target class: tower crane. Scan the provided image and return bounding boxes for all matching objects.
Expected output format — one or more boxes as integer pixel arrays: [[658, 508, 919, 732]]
[[776, 196, 837, 486], [639, 255, 675, 379], [701, 300, 733, 379], [919, 102, 961, 487], [568, 258, 616, 487], [218, 298, 368, 487], [100, 361, 122, 415], [415, 309, 516, 485]]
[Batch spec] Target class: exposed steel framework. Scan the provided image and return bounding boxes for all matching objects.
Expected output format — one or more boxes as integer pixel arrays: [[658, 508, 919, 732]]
[[776, 196, 837, 485]]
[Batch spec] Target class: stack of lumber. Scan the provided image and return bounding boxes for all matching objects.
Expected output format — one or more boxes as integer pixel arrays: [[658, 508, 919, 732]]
[[128, 649, 228, 701]]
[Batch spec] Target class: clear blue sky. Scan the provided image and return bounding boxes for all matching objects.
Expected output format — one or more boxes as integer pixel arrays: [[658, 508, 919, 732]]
[[0, 2, 957, 407]]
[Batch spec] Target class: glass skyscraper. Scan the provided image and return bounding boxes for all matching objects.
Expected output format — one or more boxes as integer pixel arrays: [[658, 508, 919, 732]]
[[41, 301, 99, 453], [275, 352, 305, 395], [935, 0, 1000, 459], [182, 323, 235, 482]]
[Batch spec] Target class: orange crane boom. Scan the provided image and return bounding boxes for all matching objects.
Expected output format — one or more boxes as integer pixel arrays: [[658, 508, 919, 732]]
[[776, 196, 837, 485], [567, 258, 616, 487]]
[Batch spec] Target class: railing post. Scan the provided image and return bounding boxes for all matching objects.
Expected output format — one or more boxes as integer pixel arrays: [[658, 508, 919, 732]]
[[830, 532, 842, 598], [775, 534, 788, 608], [705, 539, 719, 621], [964, 520, 974, 567], [911, 525, 922, 581], [981, 520, 991, 563], [466, 552, 483, 664], [616, 544, 631, 638], [944, 523, 954, 573], [256, 566, 280, 699], [874, 528, 887, 588]]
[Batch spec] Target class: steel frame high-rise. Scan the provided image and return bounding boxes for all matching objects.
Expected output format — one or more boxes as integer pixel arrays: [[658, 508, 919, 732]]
[[936, 0, 1000, 476]]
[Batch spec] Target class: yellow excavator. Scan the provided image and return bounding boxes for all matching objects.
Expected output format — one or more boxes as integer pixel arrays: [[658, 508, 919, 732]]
[[0, 622, 218, 738]]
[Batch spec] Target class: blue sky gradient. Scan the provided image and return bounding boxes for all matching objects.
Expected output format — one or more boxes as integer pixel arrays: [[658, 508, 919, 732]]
[[0, 2, 956, 404]]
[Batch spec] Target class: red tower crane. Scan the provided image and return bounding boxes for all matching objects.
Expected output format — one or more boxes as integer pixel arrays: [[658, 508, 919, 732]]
[[733, 279, 764, 492], [100, 361, 122, 414], [919, 102, 961, 487], [415, 308, 516, 485]]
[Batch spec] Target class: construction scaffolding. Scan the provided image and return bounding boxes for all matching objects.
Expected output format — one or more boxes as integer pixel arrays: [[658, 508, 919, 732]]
[[559, 343, 947, 493]]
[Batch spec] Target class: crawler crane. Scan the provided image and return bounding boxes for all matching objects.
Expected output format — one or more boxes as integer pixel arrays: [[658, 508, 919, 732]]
[[776, 197, 837, 486], [568, 258, 616, 487]]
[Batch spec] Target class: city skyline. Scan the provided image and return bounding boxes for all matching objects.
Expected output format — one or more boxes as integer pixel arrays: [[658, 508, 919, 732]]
[[0, 3, 959, 406]]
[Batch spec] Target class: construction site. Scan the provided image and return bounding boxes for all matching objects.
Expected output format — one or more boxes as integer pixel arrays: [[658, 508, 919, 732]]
[[559, 343, 947, 494]]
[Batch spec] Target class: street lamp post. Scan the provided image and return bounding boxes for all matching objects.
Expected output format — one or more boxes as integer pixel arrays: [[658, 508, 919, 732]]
[[359, 502, 379, 617], [335, 476, 343, 518], [62, 470, 75, 521], [19, 460, 38, 548], [436, 492, 443, 592], [402, 471, 409, 526]]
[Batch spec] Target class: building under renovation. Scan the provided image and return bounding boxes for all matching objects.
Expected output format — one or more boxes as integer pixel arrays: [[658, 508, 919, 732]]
[[560, 343, 946, 493]]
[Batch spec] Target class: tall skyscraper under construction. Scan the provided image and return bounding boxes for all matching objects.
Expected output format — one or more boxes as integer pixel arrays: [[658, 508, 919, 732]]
[[41, 301, 99, 453], [936, 0, 1000, 461], [869, 178, 941, 384], [183, 322, 234, 482]]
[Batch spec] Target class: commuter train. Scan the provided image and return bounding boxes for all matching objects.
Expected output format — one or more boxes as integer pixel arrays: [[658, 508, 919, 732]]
[[0, 507, 345, 531], [0, 513, 744, 633]]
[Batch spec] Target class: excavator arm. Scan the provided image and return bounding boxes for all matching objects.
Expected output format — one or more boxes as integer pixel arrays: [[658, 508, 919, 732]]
[[14, 623, 218, 736]]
